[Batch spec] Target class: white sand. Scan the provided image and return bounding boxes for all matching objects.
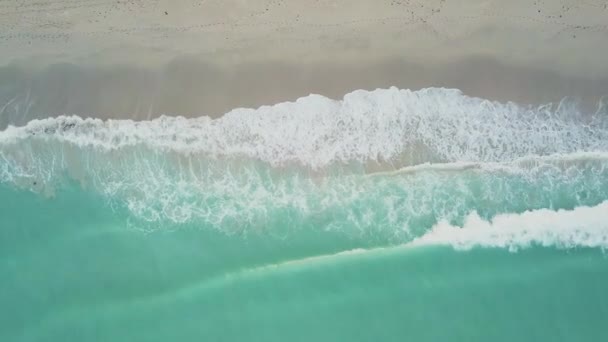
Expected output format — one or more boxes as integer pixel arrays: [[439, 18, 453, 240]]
[[0, 0, 607, 124], [2, 0, 607, 74]]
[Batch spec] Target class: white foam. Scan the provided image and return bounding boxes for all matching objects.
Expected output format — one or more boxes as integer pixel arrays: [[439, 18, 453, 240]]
[[1, 87, 606, 169], [1, 87, 608, 230], [411, 201, 608, 251]]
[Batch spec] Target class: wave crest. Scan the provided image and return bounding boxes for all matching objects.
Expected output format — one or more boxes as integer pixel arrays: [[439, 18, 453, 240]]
[[412, 201, 608, 251]]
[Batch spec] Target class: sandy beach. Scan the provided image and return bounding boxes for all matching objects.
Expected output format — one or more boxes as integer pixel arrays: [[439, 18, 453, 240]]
[[1, 0, 607, 125]]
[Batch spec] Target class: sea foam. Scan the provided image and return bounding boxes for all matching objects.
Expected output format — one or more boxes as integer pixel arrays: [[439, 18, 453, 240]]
[[1, 87, 607, 241], [411, 201, 608, 251], [1, 87, 606, 169]]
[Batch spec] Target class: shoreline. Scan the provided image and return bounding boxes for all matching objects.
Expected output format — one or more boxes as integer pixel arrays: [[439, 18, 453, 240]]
[[1, 55, 607, 128]]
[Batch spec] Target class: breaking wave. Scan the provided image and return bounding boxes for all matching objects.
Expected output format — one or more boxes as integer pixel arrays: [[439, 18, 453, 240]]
[[1, 87, 607, 249]]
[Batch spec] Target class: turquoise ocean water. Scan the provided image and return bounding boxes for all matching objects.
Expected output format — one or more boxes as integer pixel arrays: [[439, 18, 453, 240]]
[[1, 87, 608, 341]]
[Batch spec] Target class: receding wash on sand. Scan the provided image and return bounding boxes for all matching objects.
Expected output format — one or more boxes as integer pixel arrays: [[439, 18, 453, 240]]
[[1, 1, 608, 342]]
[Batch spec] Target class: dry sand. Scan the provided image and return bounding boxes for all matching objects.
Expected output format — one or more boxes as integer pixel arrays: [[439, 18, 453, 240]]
[[1, 0, 607, 126]]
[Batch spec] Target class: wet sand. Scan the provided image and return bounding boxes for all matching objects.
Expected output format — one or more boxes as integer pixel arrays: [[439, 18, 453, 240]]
[[1, 0, 607, 125]]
